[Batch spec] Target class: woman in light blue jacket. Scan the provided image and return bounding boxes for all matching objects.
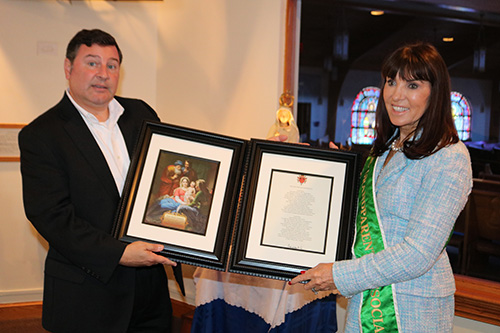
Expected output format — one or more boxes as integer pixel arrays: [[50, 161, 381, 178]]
[[291, 42, 472, 332]]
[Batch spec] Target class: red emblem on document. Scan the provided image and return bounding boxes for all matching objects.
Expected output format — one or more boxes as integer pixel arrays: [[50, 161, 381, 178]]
[[297, 175, 307, 185]]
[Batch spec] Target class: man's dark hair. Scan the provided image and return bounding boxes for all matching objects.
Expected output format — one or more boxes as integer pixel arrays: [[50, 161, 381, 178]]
[[66, 29, 123, 64]]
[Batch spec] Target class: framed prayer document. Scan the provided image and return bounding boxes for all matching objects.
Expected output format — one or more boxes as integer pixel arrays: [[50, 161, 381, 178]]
[[229, 140, 361, 280], [113, 121, 247, 270]]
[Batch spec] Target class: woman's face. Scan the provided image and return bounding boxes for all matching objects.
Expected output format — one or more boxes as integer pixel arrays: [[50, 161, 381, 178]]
[[181, 178, 189, 187], [383, 74, 431, 138]]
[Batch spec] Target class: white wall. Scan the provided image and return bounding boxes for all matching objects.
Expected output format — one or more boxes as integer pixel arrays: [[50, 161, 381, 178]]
[[154, 1, 285, 138]]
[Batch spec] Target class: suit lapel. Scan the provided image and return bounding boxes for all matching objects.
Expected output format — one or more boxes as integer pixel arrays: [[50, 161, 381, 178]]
[[117, 110, 138, 158], [115, 96, 160, 159], [58, 95, 120, 199]]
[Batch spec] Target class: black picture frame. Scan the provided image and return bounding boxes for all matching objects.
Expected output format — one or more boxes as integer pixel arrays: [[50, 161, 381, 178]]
[[229, 139, 361, 280], [113, 121, 247, 270]]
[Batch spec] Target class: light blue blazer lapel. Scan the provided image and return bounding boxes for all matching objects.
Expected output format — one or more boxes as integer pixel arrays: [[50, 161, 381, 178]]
[[375, 151, 410, 190]]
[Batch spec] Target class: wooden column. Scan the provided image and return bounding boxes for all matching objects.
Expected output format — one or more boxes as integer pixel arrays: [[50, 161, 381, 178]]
[[283, 0, 298, 96]]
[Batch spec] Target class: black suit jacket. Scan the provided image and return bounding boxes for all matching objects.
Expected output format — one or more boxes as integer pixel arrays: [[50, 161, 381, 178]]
[[19, 94, 169, 332]]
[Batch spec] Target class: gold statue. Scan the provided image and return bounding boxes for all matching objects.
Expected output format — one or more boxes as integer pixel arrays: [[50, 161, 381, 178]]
[[267, 92, 300, 143]]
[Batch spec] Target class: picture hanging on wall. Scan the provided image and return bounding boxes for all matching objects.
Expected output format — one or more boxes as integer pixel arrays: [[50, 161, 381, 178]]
[[0, 124, 25, 162]]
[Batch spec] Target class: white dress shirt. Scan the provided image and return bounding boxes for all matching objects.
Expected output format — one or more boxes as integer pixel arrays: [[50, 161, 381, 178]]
[[66, 90, 130, 195]]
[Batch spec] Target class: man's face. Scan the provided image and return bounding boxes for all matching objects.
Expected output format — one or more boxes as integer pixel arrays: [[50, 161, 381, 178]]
[[64, 44, 120, 116]]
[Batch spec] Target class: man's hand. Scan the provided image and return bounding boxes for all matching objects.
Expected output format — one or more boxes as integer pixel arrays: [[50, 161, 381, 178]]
[[119, 241, 176, 267]]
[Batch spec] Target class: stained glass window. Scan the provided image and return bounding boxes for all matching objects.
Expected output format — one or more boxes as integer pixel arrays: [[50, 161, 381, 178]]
[[451, 91, 471, 141], [350, 88, 472, 144], [350, 87, 379, 144]]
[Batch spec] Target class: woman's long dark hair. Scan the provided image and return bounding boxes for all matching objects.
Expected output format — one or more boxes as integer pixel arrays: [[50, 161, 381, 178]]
[[372, 42, 458, 159]]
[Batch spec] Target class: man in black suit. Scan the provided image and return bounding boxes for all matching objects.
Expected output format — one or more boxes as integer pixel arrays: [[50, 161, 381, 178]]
[[19, 29, 177, 332]]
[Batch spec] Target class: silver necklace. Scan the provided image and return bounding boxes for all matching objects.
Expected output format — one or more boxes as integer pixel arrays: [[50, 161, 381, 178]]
[[390, 139, 403, 152]]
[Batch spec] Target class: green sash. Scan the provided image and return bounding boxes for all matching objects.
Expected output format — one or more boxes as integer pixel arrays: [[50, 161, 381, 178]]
[[354, 156, 400, 332]]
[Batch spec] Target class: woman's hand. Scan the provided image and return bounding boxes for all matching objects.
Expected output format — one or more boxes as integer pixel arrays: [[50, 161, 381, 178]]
[[289, 263, 339, 294], [267, 134, 311, 145], [329, 141, 339, 149], [267, 134, 288, 142]]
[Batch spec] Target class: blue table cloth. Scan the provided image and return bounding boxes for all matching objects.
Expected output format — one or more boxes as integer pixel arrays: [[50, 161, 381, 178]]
[[191, 268, 337, 332]]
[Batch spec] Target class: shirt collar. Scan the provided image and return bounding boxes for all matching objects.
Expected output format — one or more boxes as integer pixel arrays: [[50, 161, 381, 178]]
[[65, 89, 124, 127]]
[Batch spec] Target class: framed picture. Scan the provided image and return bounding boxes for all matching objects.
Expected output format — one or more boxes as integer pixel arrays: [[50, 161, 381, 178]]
[[113, 121, 247, 270], [229, 139, 361, 280], [0, 124, 25, 162]]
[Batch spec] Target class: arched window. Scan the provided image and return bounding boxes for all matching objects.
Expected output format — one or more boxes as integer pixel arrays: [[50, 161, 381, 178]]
[[350, 88, 472, 144], [451, 91, 472, 141], [350, 87, 379, 144]]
